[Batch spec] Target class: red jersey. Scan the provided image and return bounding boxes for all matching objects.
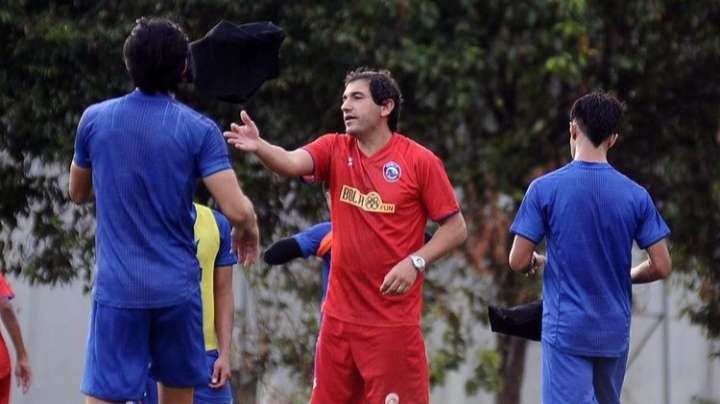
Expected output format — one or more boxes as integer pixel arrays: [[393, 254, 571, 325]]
[[0, 275, 14, 378], [304, 133, 459, 326]]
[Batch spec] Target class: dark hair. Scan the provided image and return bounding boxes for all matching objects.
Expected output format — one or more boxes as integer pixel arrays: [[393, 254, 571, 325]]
[[344, 67, 403, 131], [123, 17, 189, 93], [569, 91, 625, 147]]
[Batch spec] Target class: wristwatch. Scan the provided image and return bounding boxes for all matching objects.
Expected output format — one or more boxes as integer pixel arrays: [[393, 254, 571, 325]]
[[409, 255, 426, 273]]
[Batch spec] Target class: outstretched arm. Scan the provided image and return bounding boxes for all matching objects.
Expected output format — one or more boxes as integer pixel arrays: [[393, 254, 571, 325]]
[[631, 239, 672, 283], [223, 111, 314, 177], [210, 266, 233, 389], [263, 237, 304, 265], [0, 299, 31, 393]]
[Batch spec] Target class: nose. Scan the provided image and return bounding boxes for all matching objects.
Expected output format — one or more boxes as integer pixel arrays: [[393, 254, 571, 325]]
[[341, 99, 351, 113]]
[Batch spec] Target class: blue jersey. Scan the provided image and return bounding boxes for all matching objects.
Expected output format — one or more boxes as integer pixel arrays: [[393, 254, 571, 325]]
[[73, 89, 231, 308], [293, 222, 332, 301], [511, 161, 670, 356]]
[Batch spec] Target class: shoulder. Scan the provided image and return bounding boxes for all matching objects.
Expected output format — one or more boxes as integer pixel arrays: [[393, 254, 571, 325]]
[[80, 94, 125, 120], [530, 164, 575, 187], [171, 100, 219, 132], [394, 134, 443, 168], [315, 132, 350, 144]]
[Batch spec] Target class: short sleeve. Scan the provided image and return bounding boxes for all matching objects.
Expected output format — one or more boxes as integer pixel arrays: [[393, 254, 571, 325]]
[[302, 134, 337, 183], [510, 181, 546, 244], [213, 211, 238, 267], [635, 191, 671, 249], [0, 275, 15, 300], [198, 123, 232, 178], [418, 152, 460, 222], [293, 222, 332, 258], [73, 108, 94, 168]]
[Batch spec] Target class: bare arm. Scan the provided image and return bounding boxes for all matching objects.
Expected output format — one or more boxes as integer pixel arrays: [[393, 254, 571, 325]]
[[380, 212, 468, 295], [223, 111, 314, 177], [0, 299, 31, 393], [68, 162, 92, 204], [203, 170, 260, 265], [508, 235, 545, 273], [413, 212, 468, 265], [631, 239, 672, 283], [210, 266, 233, 388]]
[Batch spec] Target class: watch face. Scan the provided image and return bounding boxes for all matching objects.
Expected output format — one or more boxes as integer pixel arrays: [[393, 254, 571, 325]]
[[412, 256, 425, 269]]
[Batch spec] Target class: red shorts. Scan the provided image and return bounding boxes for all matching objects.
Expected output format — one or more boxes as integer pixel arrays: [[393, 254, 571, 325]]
[[311, 315, 429, 404]]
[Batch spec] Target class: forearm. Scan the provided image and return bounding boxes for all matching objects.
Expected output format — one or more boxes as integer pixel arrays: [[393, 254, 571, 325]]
[[226, 194, 256, 231], [0, 309, 27, 359], [263, 238, 303, 265], [204, 170, 257, 230], [631, 259, 666, 284], [68, 162, 93, 204], [412, 212, 467, 264], [255, 139, 312, 177], [213, 270, 234, 357], [632, 240, 672, 284], [509, 235, 538, 273]]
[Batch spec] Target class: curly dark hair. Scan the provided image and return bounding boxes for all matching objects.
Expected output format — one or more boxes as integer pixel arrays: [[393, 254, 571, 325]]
[[569, 91, 625, 147], [123, 17, 189, 93], [344, 67, 403, 131]]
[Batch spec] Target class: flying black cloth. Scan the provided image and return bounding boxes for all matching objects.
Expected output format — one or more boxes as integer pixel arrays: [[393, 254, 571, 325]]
[[189, 20, 285, 103]]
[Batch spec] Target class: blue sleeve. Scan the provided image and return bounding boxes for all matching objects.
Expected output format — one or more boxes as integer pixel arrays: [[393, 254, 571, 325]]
[[635, 191, 671, 249], [510, 181, 546, 244], [197, 123, 232, 178], [213, 211, 238, 267], [73, 108, 94, 168], [293, 222, 331, 258]]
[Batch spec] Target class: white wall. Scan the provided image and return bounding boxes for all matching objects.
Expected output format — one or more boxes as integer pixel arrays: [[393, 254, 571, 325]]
[[4, 274, 719, 404]]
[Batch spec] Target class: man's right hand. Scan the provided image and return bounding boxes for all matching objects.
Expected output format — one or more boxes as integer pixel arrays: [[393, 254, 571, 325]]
[[224, 110, 260, 152], [232, 220, 260, 267]]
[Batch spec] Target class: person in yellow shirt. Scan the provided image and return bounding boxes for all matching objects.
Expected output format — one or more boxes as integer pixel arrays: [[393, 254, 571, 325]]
[[141, 203, 236, 404]]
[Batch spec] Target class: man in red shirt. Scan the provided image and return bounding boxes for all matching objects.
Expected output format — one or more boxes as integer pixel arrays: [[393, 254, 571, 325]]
[[225, 67, 467, 403], [0, 274, 31, 404]]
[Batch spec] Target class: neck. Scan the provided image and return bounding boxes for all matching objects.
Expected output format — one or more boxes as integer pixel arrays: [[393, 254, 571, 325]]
[[574, 148, 608, 163], [573, 136, 609, 163], [356, 127, 393, 156]]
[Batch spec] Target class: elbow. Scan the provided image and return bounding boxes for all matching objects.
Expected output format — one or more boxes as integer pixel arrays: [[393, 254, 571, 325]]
[[457, 222, 468, 246], [656, 257, 672, 280], [508, 255, 525, 272], [69, 190, 89, 205], [451, 212, 468, 247]]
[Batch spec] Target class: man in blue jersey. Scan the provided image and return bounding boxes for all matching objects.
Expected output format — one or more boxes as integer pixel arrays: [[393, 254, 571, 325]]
[[508, 91, 672, 404], [69, 18, 259, 404]]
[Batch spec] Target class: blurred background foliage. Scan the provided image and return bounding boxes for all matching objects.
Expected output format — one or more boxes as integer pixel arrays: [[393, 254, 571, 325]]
[[1, 0, 719, 402]]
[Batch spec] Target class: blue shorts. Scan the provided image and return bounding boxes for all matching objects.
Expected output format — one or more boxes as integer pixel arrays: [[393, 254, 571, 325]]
[[542, 341, 628, 404], [81, 289, 206, 402], [138, 350, 233, 404], [194, 350, 233, 404]]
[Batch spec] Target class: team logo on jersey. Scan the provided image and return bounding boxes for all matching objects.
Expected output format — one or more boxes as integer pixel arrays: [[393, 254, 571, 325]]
[[340, 185, 395, 213], [385, 392, 400, 404], [383, 161, 401, 182]]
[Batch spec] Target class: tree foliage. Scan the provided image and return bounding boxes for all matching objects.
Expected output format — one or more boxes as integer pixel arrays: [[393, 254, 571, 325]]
[[2, 0, 719, 402]]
